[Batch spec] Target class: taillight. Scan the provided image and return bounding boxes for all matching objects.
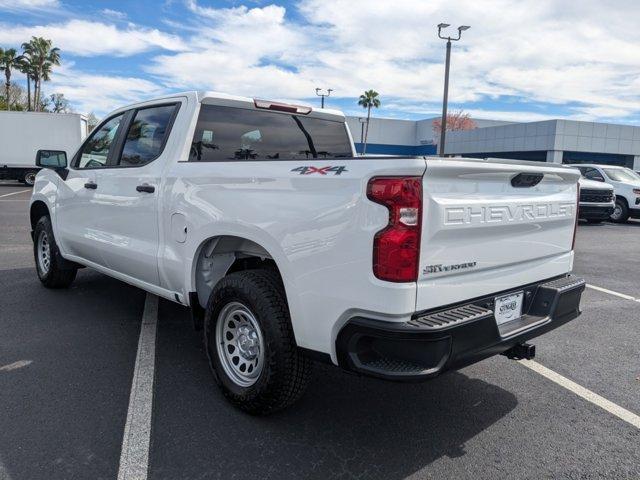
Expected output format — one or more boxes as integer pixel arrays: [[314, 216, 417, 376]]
[[367, 176, 422, 282], [572, 183, 580, 250]]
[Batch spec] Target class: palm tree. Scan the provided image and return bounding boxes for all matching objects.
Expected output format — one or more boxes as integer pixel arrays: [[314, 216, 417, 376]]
[[18, 50, 36, 110], [22, 37, 60, 111], [0, 48, 20, 110], [357, 89, 381, 155]]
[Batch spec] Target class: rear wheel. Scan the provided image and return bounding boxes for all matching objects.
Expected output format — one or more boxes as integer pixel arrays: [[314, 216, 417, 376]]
[[204, 269, 311, 415], [33, 216, 77, 288], [610, 198, 629, 223]]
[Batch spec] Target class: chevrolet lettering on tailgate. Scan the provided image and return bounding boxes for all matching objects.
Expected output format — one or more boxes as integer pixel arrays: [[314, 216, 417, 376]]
[[444, 202, 575, 226]]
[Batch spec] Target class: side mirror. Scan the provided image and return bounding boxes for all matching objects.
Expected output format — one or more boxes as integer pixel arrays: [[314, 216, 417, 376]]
[[36, 150, 67, 169], [593, 176, 605, 182]]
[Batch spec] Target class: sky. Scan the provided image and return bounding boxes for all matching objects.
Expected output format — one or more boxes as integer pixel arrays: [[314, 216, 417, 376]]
[[1, 0, 640, 124]]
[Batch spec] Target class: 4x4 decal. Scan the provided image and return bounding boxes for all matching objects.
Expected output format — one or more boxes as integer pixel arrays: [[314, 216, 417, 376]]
[[291, 166, 348, 175]]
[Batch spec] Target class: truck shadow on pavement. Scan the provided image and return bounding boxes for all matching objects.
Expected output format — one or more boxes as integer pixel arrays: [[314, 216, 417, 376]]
[[151, 299, 519, 480]]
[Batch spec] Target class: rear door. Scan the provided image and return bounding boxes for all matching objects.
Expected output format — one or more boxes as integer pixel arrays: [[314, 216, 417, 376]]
[[92, 102, 181, 287], [416, 158, 579, 311]]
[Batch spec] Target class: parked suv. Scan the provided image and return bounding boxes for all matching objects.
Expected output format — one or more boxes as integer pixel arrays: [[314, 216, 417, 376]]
[[30, 92, 585, 414], [577, 177, 615, 223], [571, 164, 640, 222]]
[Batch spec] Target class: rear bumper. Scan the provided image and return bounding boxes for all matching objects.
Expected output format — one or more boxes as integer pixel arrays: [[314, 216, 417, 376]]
[[579, 204, 614, 220], [336, 275, 585, 381]]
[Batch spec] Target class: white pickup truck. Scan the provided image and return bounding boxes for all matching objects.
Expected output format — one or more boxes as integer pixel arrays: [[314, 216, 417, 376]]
[[30, 91, 585, 414]]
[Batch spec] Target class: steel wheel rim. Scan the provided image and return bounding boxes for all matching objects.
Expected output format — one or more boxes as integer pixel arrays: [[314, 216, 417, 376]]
[[25, 173, 36, 186], [37, 230, 51, 274], [216, 301, 264, 387]]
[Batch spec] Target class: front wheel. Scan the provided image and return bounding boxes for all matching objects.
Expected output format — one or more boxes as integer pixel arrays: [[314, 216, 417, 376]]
[[610, 199, 629, 223], [204, 270, 311, 415], [33, 216, 77, 288]]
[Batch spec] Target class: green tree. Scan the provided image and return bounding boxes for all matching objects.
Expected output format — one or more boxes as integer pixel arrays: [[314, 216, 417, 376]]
[[86, 112, 99, 132], [49, 93, 70, 113], [0, 48, 20, 110], [357, 89, 381, 155], [21, 37, 60, 112]]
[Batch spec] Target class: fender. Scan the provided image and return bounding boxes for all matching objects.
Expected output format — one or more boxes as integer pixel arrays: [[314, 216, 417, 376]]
[[29, 170, 63, 251], [184, 222, 305, 342]]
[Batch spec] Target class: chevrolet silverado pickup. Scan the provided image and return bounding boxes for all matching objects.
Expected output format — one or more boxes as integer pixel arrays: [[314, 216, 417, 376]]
[[577, 177, 615, 223], [30, 91, 585, 414], [572, 164, 640, 222]]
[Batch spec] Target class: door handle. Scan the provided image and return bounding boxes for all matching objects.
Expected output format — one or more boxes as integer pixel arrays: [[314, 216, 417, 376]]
[[136, 184, 155, 193], [84, 182, 97, 189]]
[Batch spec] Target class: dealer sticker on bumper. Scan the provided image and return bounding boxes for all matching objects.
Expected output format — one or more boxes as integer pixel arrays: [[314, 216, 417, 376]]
[[494, 292, 524, 325]]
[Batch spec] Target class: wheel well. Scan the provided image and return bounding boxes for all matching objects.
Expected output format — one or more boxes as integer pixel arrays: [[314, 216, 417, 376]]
[[193, 236, 283, 308], [30, 201, 49, 229], [616, 195, 629, 207]]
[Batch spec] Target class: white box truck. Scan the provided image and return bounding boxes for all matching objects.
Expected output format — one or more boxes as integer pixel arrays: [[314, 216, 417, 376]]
[[0, 111, 88, 185]]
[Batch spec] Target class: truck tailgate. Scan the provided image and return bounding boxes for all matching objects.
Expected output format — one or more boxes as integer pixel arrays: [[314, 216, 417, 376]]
[[416, 158, 580, 312]]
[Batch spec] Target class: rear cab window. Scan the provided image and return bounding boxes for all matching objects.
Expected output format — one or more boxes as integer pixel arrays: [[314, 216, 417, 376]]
[[189, 105, 352, 162]]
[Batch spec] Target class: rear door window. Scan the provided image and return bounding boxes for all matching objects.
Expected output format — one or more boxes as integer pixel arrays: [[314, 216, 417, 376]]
[[189, 105, 352, 162], [119, 104, 178, 167]]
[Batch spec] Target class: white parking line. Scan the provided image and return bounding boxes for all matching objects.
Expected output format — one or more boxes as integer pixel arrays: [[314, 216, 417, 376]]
[[519, 360, 640, 430], [117, 293, 158, 480], [586, 283, 640, 302], [0, 189, 30, 199], [0, 360, 32, 372]]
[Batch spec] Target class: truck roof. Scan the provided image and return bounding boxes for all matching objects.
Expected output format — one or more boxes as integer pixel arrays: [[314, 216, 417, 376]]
[[0, 110, 87, 120], [113, 90, 345, 122]]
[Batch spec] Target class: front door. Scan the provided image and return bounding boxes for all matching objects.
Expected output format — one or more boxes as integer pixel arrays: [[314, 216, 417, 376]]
[[91, 103, 180, 287], [55, 113, 125, 267]]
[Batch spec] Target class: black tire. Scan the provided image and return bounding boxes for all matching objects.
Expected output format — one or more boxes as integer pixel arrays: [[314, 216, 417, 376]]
[[586, 219, 603, 224], [22, 170, 38, 186], [204, 269, 311, 415], [33, 216, 77, 288], [610, 198, 629, 223]]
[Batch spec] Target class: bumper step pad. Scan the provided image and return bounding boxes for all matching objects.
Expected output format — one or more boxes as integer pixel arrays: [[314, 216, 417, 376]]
[[409, 304, 492, 330]]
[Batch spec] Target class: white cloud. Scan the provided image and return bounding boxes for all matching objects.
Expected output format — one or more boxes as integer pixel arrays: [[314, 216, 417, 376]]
[[145, 0, 640, 121], [101, 8, 127, 20], [43, 63, 165, 115], [7, 0, 640, 122], [0, 0, 58, 10], [0, 19, 187, 56]]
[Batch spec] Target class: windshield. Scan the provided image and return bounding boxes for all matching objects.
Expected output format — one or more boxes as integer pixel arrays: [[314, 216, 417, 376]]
[[603, 168, 639, 182]]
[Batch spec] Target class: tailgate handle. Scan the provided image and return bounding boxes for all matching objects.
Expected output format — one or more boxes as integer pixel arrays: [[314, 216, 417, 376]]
[[511, 172, 543, 188]]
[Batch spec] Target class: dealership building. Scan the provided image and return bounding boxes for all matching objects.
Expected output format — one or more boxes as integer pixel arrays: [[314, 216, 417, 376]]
[[346, 116, 640, 169]]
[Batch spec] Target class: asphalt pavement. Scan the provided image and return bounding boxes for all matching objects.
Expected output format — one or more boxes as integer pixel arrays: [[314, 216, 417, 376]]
[[0, 180, 638, 480]]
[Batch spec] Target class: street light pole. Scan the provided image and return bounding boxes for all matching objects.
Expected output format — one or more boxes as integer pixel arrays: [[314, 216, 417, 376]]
[[315, 88, 333, 108], [437, 23, 470, 157]]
